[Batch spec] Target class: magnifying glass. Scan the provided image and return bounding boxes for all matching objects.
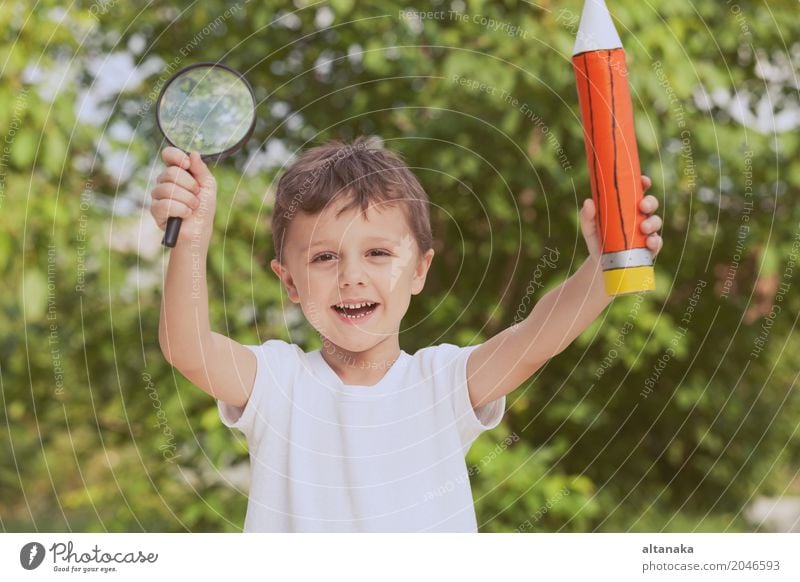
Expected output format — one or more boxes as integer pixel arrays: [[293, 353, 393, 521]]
[[155, 62, 256, 248]]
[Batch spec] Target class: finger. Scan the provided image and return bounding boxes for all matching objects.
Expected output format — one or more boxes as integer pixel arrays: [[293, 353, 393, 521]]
[[150, 201, 171, 230], [639, 194, 659, 214], [152, 183, 200, 210], [641, 175, 652, 191], [188, 150, 215, 189], [580, 198, 596, 221], [161, 147, 190, 169], [151, 199, 193, 230], [640, 214, 663, 235], [646, 233, 663, 256], [151, 198, 193, 228], [579, 199, 597, 241], [580, 198, 596, 236], [157, 166, 201, 194]]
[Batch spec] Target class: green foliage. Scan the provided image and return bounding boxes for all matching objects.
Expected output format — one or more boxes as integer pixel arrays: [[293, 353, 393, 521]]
[[2, 0, 799, 532]]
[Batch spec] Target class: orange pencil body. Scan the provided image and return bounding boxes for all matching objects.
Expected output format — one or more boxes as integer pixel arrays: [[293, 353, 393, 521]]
[[573, 48, 655, 295]]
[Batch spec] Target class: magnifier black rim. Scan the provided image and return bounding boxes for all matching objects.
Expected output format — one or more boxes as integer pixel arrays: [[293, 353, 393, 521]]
[[155, 61, 256, 160]]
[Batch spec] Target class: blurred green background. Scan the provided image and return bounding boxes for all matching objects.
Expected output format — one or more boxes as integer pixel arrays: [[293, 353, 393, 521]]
[[2, 0, 799, 532]]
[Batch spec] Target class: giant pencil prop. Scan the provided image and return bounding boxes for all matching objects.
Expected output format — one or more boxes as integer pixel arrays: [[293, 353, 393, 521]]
[[573, 0, 655, 295]]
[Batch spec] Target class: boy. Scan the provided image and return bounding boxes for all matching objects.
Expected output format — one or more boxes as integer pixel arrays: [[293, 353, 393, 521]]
[[150, 136, 662, 532]]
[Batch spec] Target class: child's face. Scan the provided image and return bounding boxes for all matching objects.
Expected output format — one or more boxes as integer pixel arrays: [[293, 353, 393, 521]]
[[270, 197, 434, 353]]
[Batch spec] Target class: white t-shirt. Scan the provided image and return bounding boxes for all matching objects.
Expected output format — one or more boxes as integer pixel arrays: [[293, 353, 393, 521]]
[[217, 339, 506, 533]]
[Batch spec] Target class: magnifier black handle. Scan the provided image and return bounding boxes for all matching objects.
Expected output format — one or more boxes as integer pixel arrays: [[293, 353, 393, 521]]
[[162, 216, 182, 248]]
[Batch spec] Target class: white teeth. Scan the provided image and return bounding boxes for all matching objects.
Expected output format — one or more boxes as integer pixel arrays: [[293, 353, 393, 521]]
[[344, 312, 368, 319], [335, 301, 375, 309], [334, 303, 377, 318]]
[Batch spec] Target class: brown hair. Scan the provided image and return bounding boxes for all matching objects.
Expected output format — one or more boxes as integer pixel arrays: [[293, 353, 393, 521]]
[[271, 136, 433, 262]]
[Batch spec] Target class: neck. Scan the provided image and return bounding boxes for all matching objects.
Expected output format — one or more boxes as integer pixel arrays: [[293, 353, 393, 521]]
[[320, 335, 401, 385]]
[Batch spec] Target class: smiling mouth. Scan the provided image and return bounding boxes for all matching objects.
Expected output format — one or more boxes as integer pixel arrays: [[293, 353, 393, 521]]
[[331, 302, 380, 320]]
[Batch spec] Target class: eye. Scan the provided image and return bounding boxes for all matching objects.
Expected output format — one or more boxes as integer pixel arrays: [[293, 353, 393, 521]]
[[312, 252, 336, 263], [312, 250, 389, 263]]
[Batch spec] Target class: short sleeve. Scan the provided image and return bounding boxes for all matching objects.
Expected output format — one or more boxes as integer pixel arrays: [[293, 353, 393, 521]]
[[217, 339, 296, 443], [445, 343, 506, 455]]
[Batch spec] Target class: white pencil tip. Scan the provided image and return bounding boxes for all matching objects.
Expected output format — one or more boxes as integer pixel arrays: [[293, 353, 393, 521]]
[[572, 0, 623, 56]]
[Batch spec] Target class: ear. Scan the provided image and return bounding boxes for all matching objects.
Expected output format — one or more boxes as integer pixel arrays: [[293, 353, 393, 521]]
[[410, 248, 435, 295], [270, 258, 301, 303]]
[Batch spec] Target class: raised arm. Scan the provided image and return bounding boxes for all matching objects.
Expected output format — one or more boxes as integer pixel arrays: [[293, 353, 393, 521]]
[[466, 177, 662, 409], [152, 148, 256, 408]]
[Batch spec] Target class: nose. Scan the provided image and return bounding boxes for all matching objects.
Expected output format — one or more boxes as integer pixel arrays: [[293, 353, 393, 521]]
[[338, 256, 366, 288]]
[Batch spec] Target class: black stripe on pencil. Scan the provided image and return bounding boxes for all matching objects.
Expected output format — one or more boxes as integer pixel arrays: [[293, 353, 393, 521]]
[[608, 50, 629, 249]]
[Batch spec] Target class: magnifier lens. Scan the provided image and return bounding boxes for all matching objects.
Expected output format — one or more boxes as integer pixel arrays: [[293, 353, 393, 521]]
[[157, 65, 255, 158]]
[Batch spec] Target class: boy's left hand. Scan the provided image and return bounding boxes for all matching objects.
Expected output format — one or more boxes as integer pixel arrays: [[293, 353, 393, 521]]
[[579, 175, 663, 261]]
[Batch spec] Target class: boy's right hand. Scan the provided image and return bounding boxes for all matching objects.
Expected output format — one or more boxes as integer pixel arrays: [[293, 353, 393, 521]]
[[150, 147, 217, 248]]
